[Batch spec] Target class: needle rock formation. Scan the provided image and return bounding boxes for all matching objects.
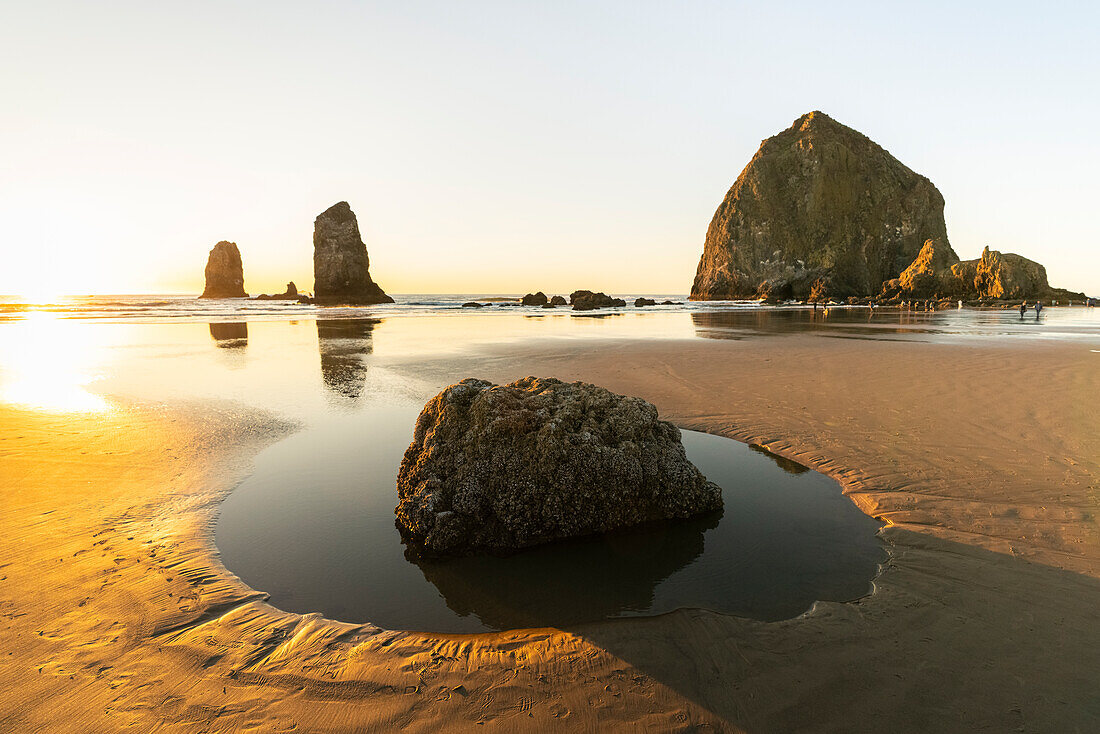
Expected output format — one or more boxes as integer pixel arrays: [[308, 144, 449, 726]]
[[199, 241, 247, 299], [395, 377, 723, 556], [313, 202, 394, 305]]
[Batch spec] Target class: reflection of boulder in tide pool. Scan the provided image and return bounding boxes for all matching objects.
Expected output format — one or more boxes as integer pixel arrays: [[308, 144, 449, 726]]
[[316, 319, 379, 400], [749, 443, 810, 475], [408, 511, 720, 630], [208, 322, 248, 347]]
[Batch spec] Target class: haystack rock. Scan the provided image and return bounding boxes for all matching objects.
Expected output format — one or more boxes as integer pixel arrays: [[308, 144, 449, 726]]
[[313, 202, 394, 305], [200, 241, 247, 298], [690, 111, 956, 301], [395, 377, 723, 556]]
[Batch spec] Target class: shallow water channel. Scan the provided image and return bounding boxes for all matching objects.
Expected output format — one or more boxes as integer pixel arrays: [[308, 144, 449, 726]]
[[216, 402, 885, 633]]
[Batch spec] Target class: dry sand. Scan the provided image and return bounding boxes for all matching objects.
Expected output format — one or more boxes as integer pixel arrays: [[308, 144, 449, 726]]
[[2, 334, 1099, 732]]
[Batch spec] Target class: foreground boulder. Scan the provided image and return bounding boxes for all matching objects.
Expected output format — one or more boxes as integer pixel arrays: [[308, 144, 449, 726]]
[[691, 111, 956, 301], [313, 202, 394, 305], [570, 290, 626, 310], [395, 377, 723, 556], [255, 281, 299, 300], [200, 241, 247, 298]]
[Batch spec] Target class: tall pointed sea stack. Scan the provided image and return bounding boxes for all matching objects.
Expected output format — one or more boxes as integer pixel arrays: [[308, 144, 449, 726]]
[[690, 111, 958, 301], [312, 202, 394, 305], [199, 241, 247, 298]]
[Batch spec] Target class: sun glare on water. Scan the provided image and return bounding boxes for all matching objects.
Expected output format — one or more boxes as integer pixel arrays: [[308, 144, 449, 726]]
[[0, 310, 109, 413]]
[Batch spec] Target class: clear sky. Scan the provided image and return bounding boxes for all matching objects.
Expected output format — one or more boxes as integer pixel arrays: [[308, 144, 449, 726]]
[[2, 1, 1097, 297]]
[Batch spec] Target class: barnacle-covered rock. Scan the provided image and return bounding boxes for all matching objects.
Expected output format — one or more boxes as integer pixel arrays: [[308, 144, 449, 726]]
[[395, 377, 722, 556]]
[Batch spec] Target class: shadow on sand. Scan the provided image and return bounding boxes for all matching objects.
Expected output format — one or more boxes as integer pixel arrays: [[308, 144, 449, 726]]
[[568, 529, 1100, 731]]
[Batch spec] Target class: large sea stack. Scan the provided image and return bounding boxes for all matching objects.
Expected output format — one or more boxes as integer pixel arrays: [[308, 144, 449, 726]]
[[690, 111, 957, 301], [395, 377, 723, 557], [199, 241, 247, 298], [313, 202, 394, 305]]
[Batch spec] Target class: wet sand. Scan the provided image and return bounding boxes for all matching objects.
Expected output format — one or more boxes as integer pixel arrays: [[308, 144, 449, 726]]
[[2, 334, 1099, 731]]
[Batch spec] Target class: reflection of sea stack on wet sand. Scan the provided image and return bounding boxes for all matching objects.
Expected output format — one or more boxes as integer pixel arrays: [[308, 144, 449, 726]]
[[208, 322, 248, 346], [316, 318, 379, 399]]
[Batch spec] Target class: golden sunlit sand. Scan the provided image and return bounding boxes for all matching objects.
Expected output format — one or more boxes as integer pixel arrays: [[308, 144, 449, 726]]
[[2, 331, 1098, 731]]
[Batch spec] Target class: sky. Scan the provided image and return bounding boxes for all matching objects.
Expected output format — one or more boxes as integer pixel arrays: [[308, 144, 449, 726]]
[[1, 1, 1097, 297]]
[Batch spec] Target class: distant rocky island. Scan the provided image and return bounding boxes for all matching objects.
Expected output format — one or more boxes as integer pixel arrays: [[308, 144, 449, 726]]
[[199, 202, 393, 304], [690, 111, 1085, 304], [199, 241, 247, 299], [312, 202, 394, 305], [256, 282, 298, 300]]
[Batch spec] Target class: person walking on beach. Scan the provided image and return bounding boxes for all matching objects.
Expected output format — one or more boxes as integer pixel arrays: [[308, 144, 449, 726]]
[[1019, 302, 1027, 317], [1035, 301, 1043, 318]]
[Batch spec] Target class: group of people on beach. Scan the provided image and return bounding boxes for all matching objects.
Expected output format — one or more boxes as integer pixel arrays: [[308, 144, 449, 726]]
[[900, 300, 940, 311], [1020, 301, 1043, 318]]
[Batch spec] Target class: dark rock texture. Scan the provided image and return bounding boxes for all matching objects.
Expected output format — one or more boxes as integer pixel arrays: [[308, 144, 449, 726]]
[[395, 377, 723, 556], [313, 202, 394, 305], [200, 241, 247, 298], [634, 297, 656, 307], [690, 111, 956, 301], [255, 282, 299, 300], [570, 290, 626, 311], [521, 292, 548, 306], [461, 301, 489, 308], [550, 295, 567, 306]]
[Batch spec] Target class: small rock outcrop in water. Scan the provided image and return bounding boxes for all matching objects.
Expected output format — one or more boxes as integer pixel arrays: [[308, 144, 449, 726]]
[[395, 377, 723, 556], [880, 242, 1084, 301], [690, 111, 956, 301], [521, 292, 548, 306], [313, 202, 394, 305], [200, 241, 247, 298], [570, 290, 627, 310], [461, 301, 488, 308], [255, 282, 299, 300], [550, 295, 567, 306], [634, 297, 656, 307]]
